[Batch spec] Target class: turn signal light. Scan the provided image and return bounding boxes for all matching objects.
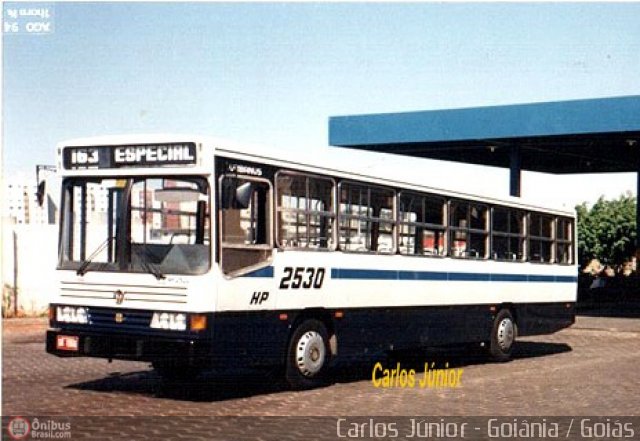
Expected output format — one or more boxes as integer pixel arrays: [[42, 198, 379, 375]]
[[190, 314, 207, 331]]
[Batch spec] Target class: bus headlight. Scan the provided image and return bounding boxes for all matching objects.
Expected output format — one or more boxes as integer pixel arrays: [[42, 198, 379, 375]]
[[150, 312, 187, 331], [56, 306, 89, 324]]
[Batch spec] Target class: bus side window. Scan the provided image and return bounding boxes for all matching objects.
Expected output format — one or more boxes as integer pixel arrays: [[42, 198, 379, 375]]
[[220, 177, 272, 276], [398, 192, 446, 257], [276, 173, 335, 250], [556, 217, 574, 264], [338, 183, 394, 254], [491, 208, 525, 261], [449, 200, 488, 259], [529, 213, 554, 263]]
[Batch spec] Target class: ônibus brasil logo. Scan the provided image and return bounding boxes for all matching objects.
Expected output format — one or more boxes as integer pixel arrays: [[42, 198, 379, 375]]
[[7, 416, 30, 440]]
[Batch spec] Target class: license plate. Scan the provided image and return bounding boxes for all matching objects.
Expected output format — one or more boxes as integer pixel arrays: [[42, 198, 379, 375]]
[[56, 335, 79, 351]]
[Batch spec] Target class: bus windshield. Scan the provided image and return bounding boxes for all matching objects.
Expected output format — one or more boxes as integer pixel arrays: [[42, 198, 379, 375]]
[[59, 176, 210, 276]]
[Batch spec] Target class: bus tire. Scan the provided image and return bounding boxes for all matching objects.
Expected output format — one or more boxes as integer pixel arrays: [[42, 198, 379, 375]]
[[285, 319, 331, 390], [489, 309, 516, 362]]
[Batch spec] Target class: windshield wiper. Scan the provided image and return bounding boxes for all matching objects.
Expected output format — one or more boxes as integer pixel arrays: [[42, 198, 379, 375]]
[[131, 245, 165, 280], [76, 237, 113, 276]]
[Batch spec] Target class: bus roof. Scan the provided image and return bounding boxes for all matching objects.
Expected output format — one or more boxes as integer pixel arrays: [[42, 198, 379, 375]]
[[56, 134, 575, 216], [213, 139, 575, 217]]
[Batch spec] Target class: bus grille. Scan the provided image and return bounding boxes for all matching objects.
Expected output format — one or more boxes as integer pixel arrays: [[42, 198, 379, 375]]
[[87, 307, 153, 333], [59, 281, 188, 305]]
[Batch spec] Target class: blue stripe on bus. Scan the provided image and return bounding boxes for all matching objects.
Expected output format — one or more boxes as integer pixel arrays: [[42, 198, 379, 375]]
[[330, 268, 576, 283], [242, 266, 577, 283], [554, 275, 578, 283], [399, 271, 448, 281], [242, 266, 275, 278], [490, 274, 529, 282]]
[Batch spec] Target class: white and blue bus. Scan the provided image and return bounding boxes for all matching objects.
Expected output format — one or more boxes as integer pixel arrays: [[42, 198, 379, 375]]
[[46, 135, 577, 389]]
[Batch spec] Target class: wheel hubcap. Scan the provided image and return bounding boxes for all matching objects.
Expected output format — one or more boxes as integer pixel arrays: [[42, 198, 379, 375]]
[[295, 331, 326, 377], [497, 318, 514, 351]]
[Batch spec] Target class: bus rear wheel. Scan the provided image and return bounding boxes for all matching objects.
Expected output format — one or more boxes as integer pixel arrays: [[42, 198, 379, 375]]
[[488, 309, 516, 362], [285, 319, 331, 390]]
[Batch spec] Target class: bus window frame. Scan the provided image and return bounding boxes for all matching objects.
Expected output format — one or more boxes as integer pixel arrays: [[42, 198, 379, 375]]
[[57, 175, 212, 275], [57, 177, 123, 272], [555, 216, 575, 266], [274, 170, 338, 252], [528, 211, 556, 264], [490, 206, 527, 263], [217, 174, 274, 278], [337, 180, 396, 255], [397, 191, 448, 258], [448, 199, 490, 260]]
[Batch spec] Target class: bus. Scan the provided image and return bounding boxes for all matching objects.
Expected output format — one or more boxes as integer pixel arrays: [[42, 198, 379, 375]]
[[46, 135, 577, 389]]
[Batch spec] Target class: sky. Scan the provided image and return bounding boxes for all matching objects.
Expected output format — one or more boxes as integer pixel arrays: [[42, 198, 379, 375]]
[[3, 2, 640, 209]]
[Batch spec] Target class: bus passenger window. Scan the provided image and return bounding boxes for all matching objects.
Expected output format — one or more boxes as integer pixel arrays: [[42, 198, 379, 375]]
[[529, 213, 554, 263], [556, 217, 574, 264], [339, 183, 395, 253], [398, 193, 446, 256], [491, 208, 525, 261], [220, 177, 272, 276], [449, 201, 488, 259], [276, 173, 335, 249]]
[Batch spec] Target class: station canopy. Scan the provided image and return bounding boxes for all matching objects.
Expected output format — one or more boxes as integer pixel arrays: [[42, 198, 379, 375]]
[[329, 96, 640, 174]]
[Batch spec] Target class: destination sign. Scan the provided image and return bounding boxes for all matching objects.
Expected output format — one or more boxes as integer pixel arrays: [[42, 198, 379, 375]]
[[63, 143, 197, 169]]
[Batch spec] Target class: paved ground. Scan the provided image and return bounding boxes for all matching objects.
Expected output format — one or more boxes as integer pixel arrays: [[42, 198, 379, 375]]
[[2, 314, 640, 439]]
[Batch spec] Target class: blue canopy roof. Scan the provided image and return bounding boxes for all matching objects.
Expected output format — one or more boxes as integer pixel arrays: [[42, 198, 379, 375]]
[[329, 96, 640, 174]]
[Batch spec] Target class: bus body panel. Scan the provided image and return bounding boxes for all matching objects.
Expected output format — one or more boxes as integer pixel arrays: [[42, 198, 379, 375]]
[[46, 135, 578, 372], [52, 270, 216, 313], [216, 252, 576, 313]]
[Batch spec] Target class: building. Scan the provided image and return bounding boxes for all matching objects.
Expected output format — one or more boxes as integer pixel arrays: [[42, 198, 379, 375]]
[[3, 179, 49, 225]]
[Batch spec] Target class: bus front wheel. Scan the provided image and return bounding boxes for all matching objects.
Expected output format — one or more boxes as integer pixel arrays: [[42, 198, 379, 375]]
[[488, 309, 516, 362], [285, 319, 331, 390]]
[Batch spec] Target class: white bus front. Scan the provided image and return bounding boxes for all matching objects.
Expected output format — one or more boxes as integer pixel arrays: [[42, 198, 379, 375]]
[[46, 139, 217, 377]]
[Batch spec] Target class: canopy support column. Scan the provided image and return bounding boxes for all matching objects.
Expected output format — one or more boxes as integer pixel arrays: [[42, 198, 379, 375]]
[[509, 145, 522, 197]]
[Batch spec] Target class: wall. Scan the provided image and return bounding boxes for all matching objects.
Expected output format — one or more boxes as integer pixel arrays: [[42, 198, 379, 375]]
[[2, 222, 58, 316]]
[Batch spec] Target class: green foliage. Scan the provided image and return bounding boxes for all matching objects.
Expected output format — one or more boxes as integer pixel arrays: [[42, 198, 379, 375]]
[[576, 193, 637, 266]]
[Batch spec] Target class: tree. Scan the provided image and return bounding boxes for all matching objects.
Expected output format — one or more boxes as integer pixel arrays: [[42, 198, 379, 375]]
[[576, 193, 637, 267]]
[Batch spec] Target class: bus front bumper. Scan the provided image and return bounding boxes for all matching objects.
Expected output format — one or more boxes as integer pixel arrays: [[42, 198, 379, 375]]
[[46, 329, 213, 364]]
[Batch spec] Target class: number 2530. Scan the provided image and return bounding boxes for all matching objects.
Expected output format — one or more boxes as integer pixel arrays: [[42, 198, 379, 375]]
[[279, 267, 326, 289]]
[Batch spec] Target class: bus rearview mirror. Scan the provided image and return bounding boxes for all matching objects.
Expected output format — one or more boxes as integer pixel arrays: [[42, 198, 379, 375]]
[[36, 181, 46, 206], [234, 182, 253, 209], [221, 179, 253, 209]]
